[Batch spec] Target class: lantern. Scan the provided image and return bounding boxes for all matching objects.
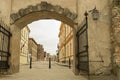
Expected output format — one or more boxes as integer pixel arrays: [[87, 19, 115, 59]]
[[91, 7, 99, 20]]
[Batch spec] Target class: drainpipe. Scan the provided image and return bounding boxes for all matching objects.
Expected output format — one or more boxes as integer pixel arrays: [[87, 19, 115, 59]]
[[65, 25, 66, 63]]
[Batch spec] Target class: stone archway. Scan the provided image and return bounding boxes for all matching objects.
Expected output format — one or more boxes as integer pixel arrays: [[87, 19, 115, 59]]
[[10, 1, 77, 28], [9, 1, 79, 75]]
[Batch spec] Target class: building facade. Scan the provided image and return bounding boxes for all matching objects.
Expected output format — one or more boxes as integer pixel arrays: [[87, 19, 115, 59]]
[[20, 26, 30, 64], [37, 44, 41, 61], [58, 23, 73, 64], [28, 38, 38, 62], [37, 44, 45, 61], [56, 49, 59, 62], [58, 23, 66, 63]]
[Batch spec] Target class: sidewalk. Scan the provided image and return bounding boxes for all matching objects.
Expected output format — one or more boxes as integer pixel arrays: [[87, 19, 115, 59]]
[[55, 62, 71, 67]]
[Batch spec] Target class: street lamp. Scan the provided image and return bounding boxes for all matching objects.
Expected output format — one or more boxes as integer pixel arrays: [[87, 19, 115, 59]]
[[91, 7, 99, 20]]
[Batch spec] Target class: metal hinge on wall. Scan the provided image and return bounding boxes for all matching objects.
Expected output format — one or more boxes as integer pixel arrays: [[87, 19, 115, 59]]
[[8, 53, 11, 57]]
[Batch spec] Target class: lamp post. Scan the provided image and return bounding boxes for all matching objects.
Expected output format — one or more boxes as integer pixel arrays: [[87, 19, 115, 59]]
[[69, 58, 71, 69]]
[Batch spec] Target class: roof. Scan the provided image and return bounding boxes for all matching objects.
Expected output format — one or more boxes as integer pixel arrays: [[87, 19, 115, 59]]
[[29, 38, 38, 45]]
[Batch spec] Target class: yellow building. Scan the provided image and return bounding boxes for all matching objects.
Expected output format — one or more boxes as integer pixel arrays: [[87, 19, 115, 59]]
[[28, 38, 38, 62], [20, 26, 30, 64], [58, 23, 73, 64]]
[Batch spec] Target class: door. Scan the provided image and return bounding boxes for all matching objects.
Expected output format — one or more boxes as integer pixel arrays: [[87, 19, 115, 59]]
[[76, 12, 89, 75]]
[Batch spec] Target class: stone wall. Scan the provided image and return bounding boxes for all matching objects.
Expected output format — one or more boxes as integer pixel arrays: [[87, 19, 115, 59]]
[[78, 0, 112, 74], [111, 1, 120, 67], [111, 1, 120, 79], [0, 0, 11, 25]]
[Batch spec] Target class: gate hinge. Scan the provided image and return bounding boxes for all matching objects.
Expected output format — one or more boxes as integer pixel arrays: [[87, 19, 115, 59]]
[[8, 53, 11, 57], [8, 65, 10, 69], [76, 34, 79, 37], [76, 54, 79, 57], [76, 64, 79, 69]]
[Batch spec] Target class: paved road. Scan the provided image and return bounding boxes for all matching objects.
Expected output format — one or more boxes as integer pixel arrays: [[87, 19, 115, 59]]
[[0, 61, 87, 80]]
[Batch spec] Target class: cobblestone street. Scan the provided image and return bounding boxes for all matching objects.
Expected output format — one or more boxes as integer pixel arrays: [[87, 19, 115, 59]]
[[0, 61, 117, 80], [0, 61, 87, 80]]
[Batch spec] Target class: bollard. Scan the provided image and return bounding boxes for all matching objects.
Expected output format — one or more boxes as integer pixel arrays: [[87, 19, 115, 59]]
[[30, 57, 32, 69], [69, 58, 71, 69], [49, 58, 51, 69]]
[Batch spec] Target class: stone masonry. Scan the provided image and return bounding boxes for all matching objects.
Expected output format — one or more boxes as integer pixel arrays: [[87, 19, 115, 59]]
[[111, 1, 120, 67], [111, 1, 120, 80]]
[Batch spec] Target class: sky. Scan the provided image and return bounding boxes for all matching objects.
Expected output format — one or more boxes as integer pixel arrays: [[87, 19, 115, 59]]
[[28, 19, 61, 55]]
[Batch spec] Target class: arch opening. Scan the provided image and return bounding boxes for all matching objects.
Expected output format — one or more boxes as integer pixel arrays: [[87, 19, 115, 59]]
[[9, 1, 78, 74]]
